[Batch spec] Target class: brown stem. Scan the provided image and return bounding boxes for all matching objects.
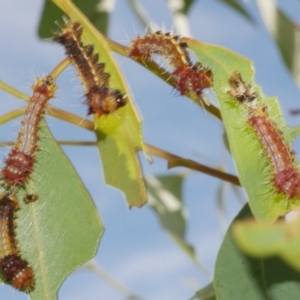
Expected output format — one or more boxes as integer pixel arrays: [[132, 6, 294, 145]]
[[144, 143, 240, 186]]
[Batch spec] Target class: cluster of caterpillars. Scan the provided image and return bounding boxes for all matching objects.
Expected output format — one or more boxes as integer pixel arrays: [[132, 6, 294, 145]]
[[4, 16, 296, 294], [0, 75, 56, 292], [0, 19, 131, 292]]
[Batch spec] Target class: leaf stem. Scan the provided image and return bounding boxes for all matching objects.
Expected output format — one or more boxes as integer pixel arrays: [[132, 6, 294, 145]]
[[49, 58, 70, 78]]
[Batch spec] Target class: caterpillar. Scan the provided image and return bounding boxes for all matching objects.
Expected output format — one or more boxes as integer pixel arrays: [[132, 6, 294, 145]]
[[128, 31, 214, 105], [85, 86, 126, 116], [128, 31, 191, 68], [0, 195, 34, 291], [172, 62, 213, 99], [1, 75, 56, 187], [54, 19, 127, 116], [54, 21, 109, 91], [228, 71, 300, 199]]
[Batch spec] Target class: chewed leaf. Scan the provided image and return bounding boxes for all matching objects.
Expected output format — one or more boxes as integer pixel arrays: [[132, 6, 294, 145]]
[[215, 204, 300, 300], [5, 120, 103, 299], [52, 0, 147, 207], [233, 208, 300, 272], [185, 38, 300, 221]]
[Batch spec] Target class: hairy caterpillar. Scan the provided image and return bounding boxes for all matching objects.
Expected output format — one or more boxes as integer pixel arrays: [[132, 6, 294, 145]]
[[228, 71, 300, 199], [2, 75, 56, 187], [128, 31, 191, 68], [128, 31, 214, 105], [0, 195, 34, 291], [54, 19, 127, 116]]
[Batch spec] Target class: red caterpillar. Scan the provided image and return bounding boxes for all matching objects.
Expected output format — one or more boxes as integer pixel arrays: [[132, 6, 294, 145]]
[[128, 31, 214, 104], [228, 71, 300, 199], [0, 195, 34, 291], [54, 19, 127, 116], [2, 75, 56, 187], [172, 62, 213, 99]]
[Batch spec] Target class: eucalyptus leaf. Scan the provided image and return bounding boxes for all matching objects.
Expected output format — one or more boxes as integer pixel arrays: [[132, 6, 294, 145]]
[[186, 38, 300, 221], [233, 208, 300, 272], [215, 204, 300, 300], [51, 0, 147, 208], [5, 120, 103, 300]]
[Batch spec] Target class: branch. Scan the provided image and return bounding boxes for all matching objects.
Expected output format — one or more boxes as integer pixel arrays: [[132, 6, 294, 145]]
[[144, 143, 240, 186]]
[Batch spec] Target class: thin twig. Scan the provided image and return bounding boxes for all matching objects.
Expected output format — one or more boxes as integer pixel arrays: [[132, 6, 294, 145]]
[[0, 108, 24, 126], [0, 136, 239, 185], [144, 143, 240, 186], [85, 260, 146, 300], [0, 81, 28, 101]]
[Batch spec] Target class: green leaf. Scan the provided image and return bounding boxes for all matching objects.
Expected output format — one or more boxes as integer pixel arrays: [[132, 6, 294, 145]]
[[186, 38, 300, 221], [51, 0, 147, 207], [146, 174, 205, 270], [38, 0, 109, 38], [233, 208, 300, 272], [215, 204, 300, 300], [9, 120, 103, 299], [218, 0, 253, 22], [257, 0, 300, 87]]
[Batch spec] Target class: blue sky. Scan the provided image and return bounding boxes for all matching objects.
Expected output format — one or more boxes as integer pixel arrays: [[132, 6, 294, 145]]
[[0, 1, 299, 299]]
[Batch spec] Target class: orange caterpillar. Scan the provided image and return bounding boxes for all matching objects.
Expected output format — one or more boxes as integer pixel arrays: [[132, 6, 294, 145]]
[[128, 31, 191, 68], [0, 195, 34, 291], [228, 71, 300, 199], [54, 19, 127, 116], [2, 75, 56, 187], [128, 31, 214, 105]]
